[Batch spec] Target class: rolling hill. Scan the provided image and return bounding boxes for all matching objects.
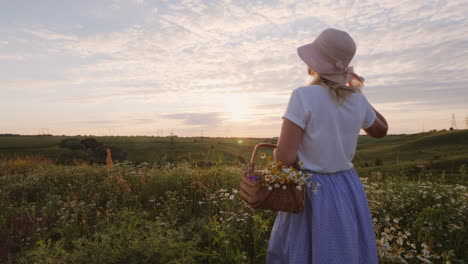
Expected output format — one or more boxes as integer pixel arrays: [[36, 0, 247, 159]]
[[1, 129, 467, 182]]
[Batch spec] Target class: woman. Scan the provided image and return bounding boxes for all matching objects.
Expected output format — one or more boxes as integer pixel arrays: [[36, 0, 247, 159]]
[[266, 28, 388, 263]]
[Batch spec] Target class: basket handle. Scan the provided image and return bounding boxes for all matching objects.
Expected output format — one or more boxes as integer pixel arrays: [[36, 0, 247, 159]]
[[249, 143, 276, 169]]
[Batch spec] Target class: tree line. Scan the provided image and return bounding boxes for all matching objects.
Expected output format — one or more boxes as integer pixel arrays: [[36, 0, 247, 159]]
[[58, 138, 126, 165]]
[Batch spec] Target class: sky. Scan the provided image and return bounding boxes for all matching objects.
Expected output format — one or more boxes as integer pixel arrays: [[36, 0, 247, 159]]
[[0, 0, 467, 137]]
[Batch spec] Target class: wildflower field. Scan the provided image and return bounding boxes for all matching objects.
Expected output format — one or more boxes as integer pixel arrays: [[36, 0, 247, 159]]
[[0, 158, 467, 264]]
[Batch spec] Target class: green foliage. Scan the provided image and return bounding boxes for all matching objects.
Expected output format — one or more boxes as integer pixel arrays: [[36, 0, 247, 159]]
[[459, 164, 466, 184], [56, 137, 127, 165], [375, 157, 384, 166], [0, 159, 466, 264], [364, 178, 467, 263], [18, 210, 198, 264], [355, 130, 468, 182], [59, 138, 84, 150], [1, 130, 468, 182]]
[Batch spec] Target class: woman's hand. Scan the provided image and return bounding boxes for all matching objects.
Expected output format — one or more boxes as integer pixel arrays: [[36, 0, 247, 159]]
[[274, 118, 303, 166]]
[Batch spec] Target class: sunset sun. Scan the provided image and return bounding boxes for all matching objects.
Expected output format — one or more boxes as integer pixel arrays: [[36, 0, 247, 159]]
[[223, 94, 251, 122]]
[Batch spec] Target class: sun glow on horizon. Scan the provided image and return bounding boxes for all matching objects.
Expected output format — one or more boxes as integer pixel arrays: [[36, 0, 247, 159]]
[[222, 94, 252, 123]]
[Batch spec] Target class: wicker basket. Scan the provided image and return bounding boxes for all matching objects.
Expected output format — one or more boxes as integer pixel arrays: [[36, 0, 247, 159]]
[[240, 143, 305, 213]]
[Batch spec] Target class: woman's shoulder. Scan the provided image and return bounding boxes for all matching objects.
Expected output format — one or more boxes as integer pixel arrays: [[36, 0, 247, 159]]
[[294, 85, 328, 96], [349, 90, 368, 102]]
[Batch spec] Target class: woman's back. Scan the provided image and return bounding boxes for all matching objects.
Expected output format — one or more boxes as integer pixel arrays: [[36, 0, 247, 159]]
[[267, 28, 385, 264], [283, 85, 376, 173]]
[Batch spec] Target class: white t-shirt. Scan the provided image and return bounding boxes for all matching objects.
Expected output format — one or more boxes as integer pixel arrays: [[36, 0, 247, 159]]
[[283, 85, 376, 173]]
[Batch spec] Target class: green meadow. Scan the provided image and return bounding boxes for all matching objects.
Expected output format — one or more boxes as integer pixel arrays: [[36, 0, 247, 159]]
[[0, 159, 466, 263], [1, 129, 467, 183], [0, 130, 467, 263]]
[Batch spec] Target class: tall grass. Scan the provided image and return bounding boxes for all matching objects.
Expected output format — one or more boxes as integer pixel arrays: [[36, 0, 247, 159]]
[[0, 158, 466, 263]]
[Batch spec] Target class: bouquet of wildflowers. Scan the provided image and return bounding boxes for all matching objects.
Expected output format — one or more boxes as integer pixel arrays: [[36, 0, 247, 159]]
[[240, 143, 313, 213], [244, 153, 313, 191]]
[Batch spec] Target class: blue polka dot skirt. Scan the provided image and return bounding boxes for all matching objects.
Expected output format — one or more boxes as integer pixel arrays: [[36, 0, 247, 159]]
[[266, 168, 378, 264]]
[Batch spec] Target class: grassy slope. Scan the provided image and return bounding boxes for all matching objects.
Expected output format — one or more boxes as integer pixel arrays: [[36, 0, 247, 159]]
[[355, 130, 468, 166], [1, 129, 467, 171]]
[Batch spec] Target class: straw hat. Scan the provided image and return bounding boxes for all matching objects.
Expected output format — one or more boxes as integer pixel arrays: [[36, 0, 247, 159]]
[[297, 28, 363, 85]]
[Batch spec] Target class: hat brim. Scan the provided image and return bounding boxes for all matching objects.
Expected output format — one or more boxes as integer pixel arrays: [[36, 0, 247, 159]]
[[297, 43, 347, 84], [297, 43, 333, 74]]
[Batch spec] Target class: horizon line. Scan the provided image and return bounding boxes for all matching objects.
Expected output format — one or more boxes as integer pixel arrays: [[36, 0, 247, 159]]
[[1, 129, 466, 139]]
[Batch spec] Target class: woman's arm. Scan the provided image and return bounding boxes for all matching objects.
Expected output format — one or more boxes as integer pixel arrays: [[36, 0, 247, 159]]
[[364, 106, 388, 138], [274, 118, 303, 166]]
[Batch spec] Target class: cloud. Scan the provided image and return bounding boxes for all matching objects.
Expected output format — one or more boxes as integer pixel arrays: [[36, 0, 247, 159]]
[[161, 112, 224, 126], [1, 0, 468, 135], [0, 54, 24, 60], [135, 0, 148, 5], [134, 118, 156, 124], [54, 1, 466, 97], [69, 119, 122, 125], [373, 100, 428, 111], [22, 28, 78, 41]]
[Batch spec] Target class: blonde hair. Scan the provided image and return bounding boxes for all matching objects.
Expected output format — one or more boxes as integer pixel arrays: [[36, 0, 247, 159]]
[[307, 69, 362, 104]]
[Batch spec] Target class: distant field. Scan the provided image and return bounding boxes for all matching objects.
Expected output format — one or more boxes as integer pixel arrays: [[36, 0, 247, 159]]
[[0, 136, 275, 165], [1, 129, 467, 183]]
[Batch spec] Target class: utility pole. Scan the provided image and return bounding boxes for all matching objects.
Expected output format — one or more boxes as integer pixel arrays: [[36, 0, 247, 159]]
[[451, 113, 457, 130], [170, 129, 176, 143]]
